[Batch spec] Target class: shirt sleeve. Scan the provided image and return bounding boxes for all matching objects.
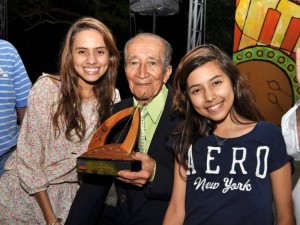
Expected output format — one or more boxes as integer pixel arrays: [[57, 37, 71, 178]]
[[16, 77, 57, 194], [10, 43, 32, 108], [113, 88, 121, 104], [281, 101, 300, 160]]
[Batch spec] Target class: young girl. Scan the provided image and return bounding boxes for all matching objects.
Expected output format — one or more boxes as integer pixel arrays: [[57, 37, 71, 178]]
[[163, 44, 295, 225], [0, 17, 120, 224]]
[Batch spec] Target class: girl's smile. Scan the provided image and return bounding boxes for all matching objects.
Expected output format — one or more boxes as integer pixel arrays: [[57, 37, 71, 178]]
[[187, 61, 234, 123]]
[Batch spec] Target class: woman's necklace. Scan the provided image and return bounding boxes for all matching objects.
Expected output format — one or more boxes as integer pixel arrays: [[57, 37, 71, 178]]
[[214, 134, 228, 146]]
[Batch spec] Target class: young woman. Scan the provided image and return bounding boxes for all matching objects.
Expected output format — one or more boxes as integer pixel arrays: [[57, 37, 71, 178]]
[[0, 17, 120, 224], [163, 44, 295, 225]]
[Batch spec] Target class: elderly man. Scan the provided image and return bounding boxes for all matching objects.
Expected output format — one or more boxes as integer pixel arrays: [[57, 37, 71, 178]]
[[66, 33, 178, 225]]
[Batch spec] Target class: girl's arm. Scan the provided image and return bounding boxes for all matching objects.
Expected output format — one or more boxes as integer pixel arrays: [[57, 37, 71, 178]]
[[163, 160, 186, 225], [35, 191, 61, 225], [271, 162, 296, 225]]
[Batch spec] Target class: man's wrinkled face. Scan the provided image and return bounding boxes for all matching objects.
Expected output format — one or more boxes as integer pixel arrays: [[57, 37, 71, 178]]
[[125, 36, 171, 104]]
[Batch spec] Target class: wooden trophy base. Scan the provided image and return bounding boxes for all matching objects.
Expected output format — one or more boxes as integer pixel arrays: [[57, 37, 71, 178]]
[[77, 107, 141, 176], [77, 144, 141, 176]]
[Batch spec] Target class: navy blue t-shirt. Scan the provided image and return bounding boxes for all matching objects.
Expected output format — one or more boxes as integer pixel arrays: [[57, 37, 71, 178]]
[[174, 122, 292, 225]]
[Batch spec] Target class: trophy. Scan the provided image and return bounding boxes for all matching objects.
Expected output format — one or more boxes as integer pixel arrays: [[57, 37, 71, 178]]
[[77, 106, 141, 176]]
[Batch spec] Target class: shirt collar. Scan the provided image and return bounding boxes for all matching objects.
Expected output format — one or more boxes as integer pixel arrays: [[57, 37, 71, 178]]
[[134, 84, 168, 123]]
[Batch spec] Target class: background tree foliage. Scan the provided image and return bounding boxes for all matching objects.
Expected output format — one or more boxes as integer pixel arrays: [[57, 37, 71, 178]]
[[8, 0, 130, 47], [206, 0, 235, 55], [6, 0, 235, 96]]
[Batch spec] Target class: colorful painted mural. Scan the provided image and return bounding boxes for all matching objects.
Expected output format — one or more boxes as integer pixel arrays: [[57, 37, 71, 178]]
[[233, 0, 300, 125]]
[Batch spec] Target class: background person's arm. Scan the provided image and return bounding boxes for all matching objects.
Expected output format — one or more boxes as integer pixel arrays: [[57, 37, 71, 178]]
[[296, 48, 300, 148], [16, 106, 26, 125], [282, 48, 300, 159]]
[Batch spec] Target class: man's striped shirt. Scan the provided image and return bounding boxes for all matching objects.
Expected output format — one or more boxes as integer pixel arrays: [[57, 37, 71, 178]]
[[0, 39, 32, 156]]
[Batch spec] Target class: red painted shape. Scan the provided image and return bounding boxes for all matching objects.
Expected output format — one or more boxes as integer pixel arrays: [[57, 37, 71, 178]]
[[259, 9, 280, 44], [281, 17, 300, 52]]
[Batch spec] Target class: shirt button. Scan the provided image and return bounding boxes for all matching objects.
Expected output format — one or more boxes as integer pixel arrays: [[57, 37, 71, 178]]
[[120, 195, 127, 203]]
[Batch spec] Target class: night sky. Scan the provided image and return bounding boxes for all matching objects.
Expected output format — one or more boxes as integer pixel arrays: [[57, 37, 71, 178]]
[[6, 1, 234, 99]]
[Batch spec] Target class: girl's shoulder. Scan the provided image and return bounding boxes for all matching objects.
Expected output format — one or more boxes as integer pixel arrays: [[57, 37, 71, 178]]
[[35, 73, 61, 88], [252, 121, 282, 138], [29, 73, 61, 99], [255, 121, 280, 130], [226, 121, 281, 140]]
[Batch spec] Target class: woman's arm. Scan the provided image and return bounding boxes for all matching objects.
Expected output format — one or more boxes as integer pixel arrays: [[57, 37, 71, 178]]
[[163, 160, 186, 225], [271, 162, 296, 225], [16, 77, 61, 224], [35, 191, 61, 225]]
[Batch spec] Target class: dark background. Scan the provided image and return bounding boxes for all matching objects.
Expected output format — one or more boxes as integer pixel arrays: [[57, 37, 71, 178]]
[[4, 0, 300, 188], [5, 0, 235, 99]]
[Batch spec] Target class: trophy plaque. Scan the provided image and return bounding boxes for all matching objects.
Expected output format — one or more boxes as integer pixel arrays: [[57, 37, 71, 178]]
[[77, 106, 141, 176]]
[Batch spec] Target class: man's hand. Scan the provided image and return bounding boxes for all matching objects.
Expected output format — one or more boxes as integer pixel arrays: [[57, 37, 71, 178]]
[[117, 152, 156, 187]]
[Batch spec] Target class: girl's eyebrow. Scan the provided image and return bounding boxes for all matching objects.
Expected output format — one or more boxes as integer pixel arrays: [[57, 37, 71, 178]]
[[188, 74, 223, 89], [74, 46, 107, 50], [188, 83, 201, 90], [209, 74, 223, 80]]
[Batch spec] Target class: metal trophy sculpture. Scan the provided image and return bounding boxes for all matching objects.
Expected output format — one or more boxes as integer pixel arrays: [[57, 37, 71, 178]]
[[77, 105, 141, 176]]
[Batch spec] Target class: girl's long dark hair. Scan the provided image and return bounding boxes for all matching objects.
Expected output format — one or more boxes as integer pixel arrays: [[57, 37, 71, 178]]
[[172, 44, 264, 169]]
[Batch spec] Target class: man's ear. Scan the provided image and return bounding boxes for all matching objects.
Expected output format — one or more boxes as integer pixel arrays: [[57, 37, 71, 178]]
[[163, 65, 172, 84]]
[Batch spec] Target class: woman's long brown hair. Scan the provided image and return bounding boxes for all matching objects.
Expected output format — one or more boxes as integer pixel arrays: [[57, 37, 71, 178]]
[[172, 44, 264, 170], [53, 17, 120, 141]]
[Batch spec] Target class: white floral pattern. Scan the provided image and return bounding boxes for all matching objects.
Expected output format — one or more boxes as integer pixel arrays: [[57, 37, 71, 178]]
[[0, 75, 120, 224]]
